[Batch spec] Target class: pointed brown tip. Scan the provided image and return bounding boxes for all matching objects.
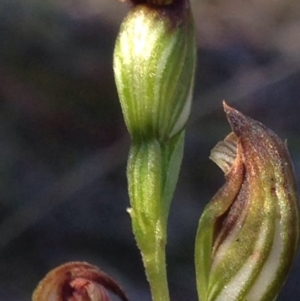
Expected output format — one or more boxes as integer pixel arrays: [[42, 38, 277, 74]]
[[222, 100, 228, 110], [223, 101, 239, 117], [222, 102, 249, 137]]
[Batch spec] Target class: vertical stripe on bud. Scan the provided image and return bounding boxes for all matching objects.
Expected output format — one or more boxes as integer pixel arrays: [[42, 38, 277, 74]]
[[195, 102, 299, 301], [113, 1, 196, 142]]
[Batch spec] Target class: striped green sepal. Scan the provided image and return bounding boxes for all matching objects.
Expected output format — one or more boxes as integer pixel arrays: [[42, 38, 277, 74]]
[[195, 102, 300, 301], [113, 1, 196, 142]]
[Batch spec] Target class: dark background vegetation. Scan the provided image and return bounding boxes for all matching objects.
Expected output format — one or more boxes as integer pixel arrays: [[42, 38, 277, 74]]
[[1, 0, 300, 300]]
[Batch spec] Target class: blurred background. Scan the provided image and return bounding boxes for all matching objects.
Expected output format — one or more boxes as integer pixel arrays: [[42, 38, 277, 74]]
[[1, 0, 300, 300]]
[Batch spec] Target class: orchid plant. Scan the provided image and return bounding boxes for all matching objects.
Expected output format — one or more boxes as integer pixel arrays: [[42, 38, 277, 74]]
[[31, 1, 299, 301]]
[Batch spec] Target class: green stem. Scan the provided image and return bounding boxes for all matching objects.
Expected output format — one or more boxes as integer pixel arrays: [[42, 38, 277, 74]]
[[127, 140, 169, 301], [127, 134, 184, 301], [142, 244, 170, 301]]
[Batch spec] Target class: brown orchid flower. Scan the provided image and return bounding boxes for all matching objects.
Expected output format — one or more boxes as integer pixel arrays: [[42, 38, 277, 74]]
[[32, 261, 129, 301]]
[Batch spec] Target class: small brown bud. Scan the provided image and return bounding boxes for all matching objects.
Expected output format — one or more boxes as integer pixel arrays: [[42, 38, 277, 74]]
[[32, 262, 129, 301]]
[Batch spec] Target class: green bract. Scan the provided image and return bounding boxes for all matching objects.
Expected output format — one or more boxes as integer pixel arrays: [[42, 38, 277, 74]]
[[113, 1, 196, 142]]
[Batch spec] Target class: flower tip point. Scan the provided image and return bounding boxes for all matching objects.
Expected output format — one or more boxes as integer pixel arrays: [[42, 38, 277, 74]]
[[222, 101, 239, 120], [222, 101, 236, 116], [222, 100, 228, 108]]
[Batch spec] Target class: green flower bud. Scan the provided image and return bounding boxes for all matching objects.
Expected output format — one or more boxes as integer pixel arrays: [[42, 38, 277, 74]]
[[195, 103, 299, 301], [114, 2, 196, 300], [113, 0, 196, 142]]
